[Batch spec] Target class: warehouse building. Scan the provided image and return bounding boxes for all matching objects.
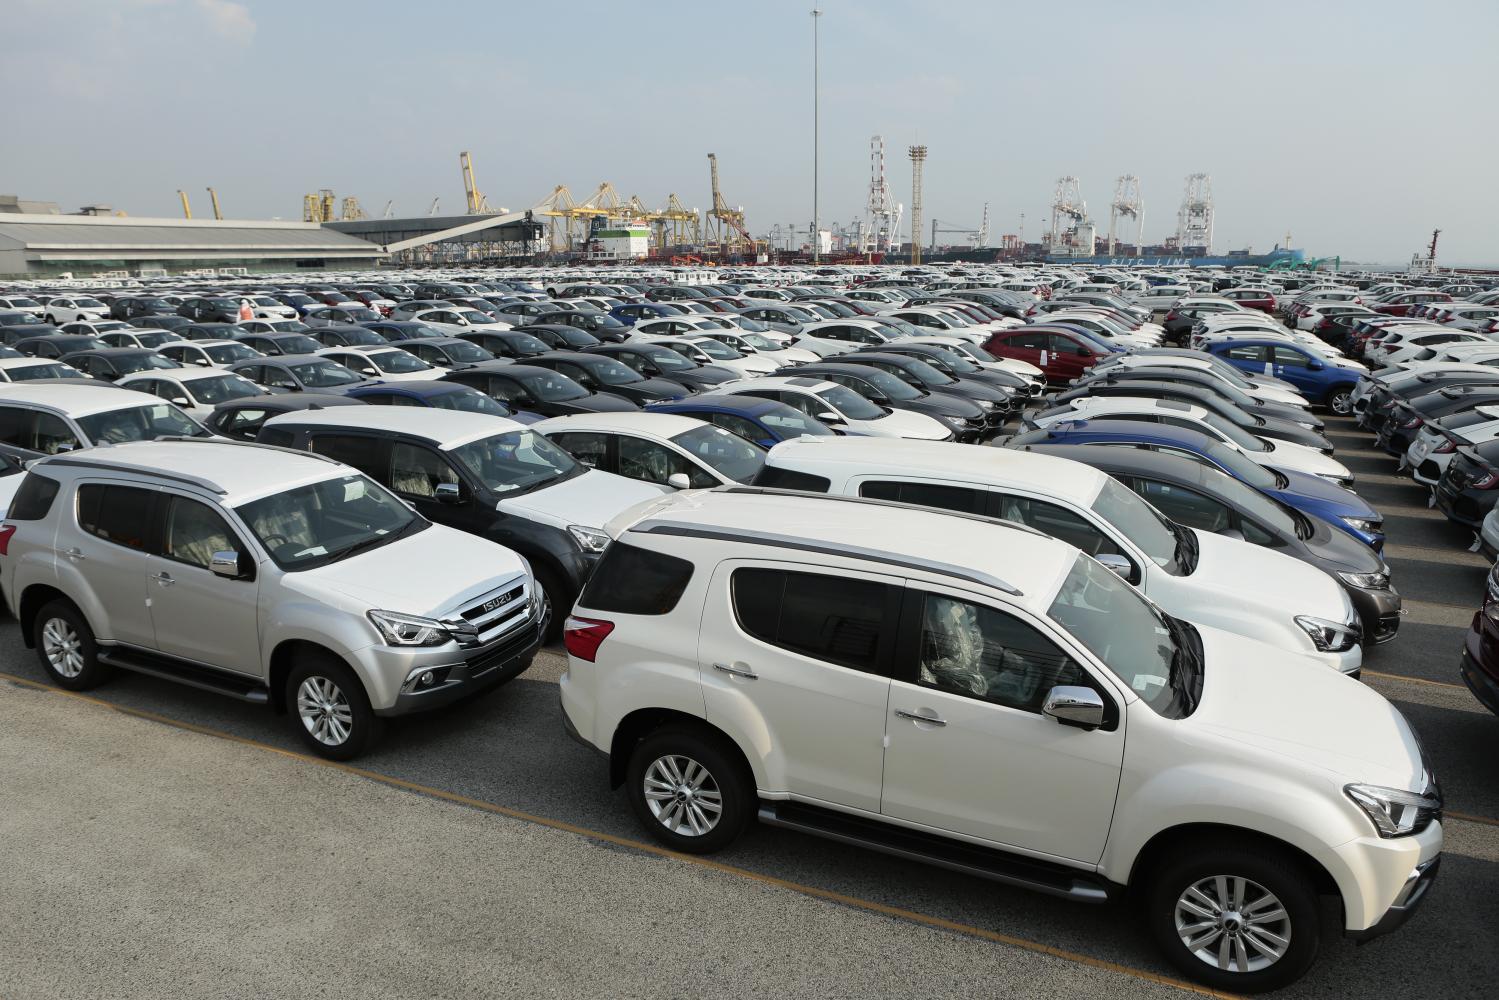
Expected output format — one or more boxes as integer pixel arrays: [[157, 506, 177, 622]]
[[0, 213, 386, 278]]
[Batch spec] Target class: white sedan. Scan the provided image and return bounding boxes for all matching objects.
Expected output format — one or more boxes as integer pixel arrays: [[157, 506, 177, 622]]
[[315, 345, 443, 382]]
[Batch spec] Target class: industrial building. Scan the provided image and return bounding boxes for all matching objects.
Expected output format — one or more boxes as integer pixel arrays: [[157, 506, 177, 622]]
[[0, 213, 386, 278]]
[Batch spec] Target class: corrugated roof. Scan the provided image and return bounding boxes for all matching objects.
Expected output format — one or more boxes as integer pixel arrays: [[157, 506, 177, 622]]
[[0, 214, 381, 255]]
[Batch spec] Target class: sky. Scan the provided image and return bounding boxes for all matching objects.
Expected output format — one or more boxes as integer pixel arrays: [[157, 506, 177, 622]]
[[4, 0, 1496, 263]]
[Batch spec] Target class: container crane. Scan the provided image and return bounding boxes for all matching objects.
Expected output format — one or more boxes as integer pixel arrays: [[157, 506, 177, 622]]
[[1107, 175, 1144, 256], [706, 153, 752, 256], [205, 187, 223, 221]]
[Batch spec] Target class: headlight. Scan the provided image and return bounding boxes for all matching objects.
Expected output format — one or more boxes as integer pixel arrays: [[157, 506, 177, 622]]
[[1344, 783, 1442, 838], [567, 524, 611, 553], [1342, 516, 1382, 534], [1337, 570, 1389, 590], [1293, 614, 1361, 652], [1318, 473, 1355, 488], [368, 609, 451, 646], [977, 399, 997, 411]]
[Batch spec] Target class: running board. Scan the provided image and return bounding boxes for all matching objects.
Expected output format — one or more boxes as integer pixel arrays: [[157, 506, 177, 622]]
[[99, 647, 270, 705], [757, 802, 1112, 903]]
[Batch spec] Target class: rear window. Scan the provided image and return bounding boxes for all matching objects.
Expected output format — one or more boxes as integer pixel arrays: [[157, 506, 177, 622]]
[[7, 472, 60, 520], [751, 465, 831, 492], [577, 541, 693, 616], [731, 567, 898, 675]]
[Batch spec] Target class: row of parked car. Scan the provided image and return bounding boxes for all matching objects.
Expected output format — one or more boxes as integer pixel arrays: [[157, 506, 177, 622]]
[[0, 262, 1469, 993]]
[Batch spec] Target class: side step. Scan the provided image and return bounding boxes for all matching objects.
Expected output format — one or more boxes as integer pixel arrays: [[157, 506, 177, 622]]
[[99, 647, 270, 705], [758, 801, 1113, 903]]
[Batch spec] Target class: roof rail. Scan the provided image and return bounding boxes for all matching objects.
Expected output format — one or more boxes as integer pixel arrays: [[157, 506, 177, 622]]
[[41, 456, 228, 495], [716, 485, 1053, 541]]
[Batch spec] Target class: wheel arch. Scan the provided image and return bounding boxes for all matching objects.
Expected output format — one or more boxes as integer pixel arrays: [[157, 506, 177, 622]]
[[267, 638, 355, 714], [608, 708, 753, 791], [18, 584, 74, 649], [1126, 823, 1341, 901]]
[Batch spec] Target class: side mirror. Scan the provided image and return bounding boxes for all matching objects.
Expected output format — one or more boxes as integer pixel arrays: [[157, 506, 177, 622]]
[[434, 482, 467, 504], [195, 358, 211, 367], [1218, 527, 1246, 541], [1042, 685, 1106, 730], [817, 411, 843, 424], [210, 550, 245, 579], [1096, 553, 1134, 581], [1308, 359, 1325, 370], [667, 472, 692, 490]]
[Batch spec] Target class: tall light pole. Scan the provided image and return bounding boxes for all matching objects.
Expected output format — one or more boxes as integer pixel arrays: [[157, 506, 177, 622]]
[[811, 8, 822, 264]]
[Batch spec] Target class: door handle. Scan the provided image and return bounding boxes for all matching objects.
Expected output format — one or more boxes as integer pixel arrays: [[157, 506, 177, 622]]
[[64, 547, 85, 561], [151, 572, 175, 587], [712, 662, 758, 680], [895, 709, 947, 727]]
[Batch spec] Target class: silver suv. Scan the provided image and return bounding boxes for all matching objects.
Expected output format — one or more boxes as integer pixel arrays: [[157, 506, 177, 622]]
[[0, 438, 542, 758]]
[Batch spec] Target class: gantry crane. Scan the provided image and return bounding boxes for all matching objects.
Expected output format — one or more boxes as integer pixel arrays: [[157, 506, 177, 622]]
[[302, 189, 337, 223], [706, 153, 752, 256], [340, 196, 366, 221], [535, 185, 579, 251]]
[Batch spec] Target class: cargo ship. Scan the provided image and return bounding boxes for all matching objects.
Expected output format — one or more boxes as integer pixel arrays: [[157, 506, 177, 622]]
[[1043, 245, 1305, 268]]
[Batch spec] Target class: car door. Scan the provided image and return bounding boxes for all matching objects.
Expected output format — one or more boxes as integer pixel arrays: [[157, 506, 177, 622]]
[[698, 562, 899, 811], [880, 583, 1125, 862], [1048, 333, 1099, 382], [69, 482, 161, 647], [1220, 343, 1269, 378], [1269, 345, 1318, 395], [615, 434, 716, 488], [147, 492, 261, 674], [545, 431, 613, 472]]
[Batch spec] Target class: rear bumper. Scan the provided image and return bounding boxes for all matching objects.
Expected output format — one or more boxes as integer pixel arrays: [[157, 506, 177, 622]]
[[1461, 639, 1499, 717]]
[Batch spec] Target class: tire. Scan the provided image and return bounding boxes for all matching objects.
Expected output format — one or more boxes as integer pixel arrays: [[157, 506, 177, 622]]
[[44, 315, 56, 326], [1146, 841, 1321, 993], [533, 568, 566, 643], [285, 653, 382, 760], [1326, 387, 1355, 416], [32, 599, 112, 691], [625, 725, 753, 854]]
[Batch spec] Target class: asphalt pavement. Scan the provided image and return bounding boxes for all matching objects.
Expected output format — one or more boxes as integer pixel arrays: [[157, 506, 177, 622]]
[[0, 414, 1496, 999]]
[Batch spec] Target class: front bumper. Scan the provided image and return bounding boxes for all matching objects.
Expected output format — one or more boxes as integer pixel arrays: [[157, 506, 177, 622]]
[[365, 620, 542, 717], [1347, 584, 1403, 644], [1347, 857, 1440, 943]]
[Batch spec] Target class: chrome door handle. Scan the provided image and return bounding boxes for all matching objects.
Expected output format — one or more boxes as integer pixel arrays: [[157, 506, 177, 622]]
[[64, 547, 85, 561], [895, 709, 946, 727], [712, 662, 758, 680], [151, 572, 175, 587]]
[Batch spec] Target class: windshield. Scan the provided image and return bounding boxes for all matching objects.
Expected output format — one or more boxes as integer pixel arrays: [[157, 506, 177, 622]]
[[584, 357, 644, 385], [431, 388, 511, 416], [734, 317, 771, 333], [134, 331, 180, 348], [504, 333, 549, 356], [922, 345, 980, 373], [117, 353, 179, 374], [687, 338, 738, 360], [186, 373, 260, 404], [7, 362, 76, 381], [372, 350, 431, 373], [206, 342, 259, 364], [671, 424, 765, 483], [236, 473, 424, 571], [460, 311, 498, 325], [1198, 465, 1300, 537], [275, 335, 322, 354], [76, 298, 105, 308], [954, 341, 998, 362], [450, 429, 579, 494], [1, 314, 44, 326], [1204, 440, 1277, 489], [851, 366, 922, 400], [331, 328, 384, 346], [739, 332, 780, 351], [641, 347, 696, 372], [896, 357, 955, 386], [1091, 477, 1187, 573], [1201, 411, 1266, 451], [289, 360, 362, 387], [517, 370, 589, 401], [438, 341, 492, 364], [818, 384, 884, 421], [77, 403, 207, 444], [1047, 553, 1195, 717]]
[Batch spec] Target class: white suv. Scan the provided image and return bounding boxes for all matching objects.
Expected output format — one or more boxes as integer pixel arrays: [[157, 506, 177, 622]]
[[0, 439, 542, 758], [561, 488, 1440, 992]]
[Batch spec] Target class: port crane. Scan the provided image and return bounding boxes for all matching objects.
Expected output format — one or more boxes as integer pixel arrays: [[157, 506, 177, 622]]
[[1176, 173, 1214, 253], [706, 153, 753, 257], [929, 205, 988, 250], [177, 190, 192, 219], [1048, 176, 1095, 256], [1107, 175, 1144, 256], [460, 151, 494, 214], [205, 187, 223, 221]]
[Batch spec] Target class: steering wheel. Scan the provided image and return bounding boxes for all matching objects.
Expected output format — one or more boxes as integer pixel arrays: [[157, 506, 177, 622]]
[[260, 533, 291, 548]]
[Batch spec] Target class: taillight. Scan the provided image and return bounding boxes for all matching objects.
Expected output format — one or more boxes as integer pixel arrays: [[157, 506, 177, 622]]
[[1473, 470, 1499, 490], [0, 524, 14, 556], [1434, 437, 1457, 454], [1400, 416, 1423, 430], [563, 615, 615, 662]]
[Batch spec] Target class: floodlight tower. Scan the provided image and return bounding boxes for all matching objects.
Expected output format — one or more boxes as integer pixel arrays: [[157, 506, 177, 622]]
[[908, 144, 927, 265], [1176, 173, 1214, 254], [1108, 174, 1145, 256]]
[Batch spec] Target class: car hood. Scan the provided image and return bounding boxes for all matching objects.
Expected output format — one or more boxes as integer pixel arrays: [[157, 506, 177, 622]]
[[570, 391, 639, 413], [1245, 383, 1308, 406], [292, 523, 525, 619], [1189, 624, 1424, 789], [498, 469, 666, 529], [1250, 440, 1349, 479], [862, 407, 949, 439], [1188, 527, 1355, 626], [1273, 467, 1378, 516], [1303, 514, 1387, 574]]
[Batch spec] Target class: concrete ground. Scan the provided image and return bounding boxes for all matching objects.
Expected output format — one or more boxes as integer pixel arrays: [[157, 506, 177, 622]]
[[0, 414, 1496, 998]]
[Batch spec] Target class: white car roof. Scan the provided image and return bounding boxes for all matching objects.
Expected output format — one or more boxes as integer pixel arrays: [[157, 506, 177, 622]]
[[530, 411, 708, 440], [0, 357, 66, 371], [616, 487, 1078, 612], [120, 367, 245, 385], [0, 383, 157, 417], [712, 376, 837, 394], [263, 405, 523, 451]]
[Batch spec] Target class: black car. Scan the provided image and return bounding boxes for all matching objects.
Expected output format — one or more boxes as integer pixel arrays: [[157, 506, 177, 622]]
[[0, 315, 52, 344], [516, 323, 602, 351], [458, 329, 550, 361], [1379, 385, 1499, 456], [309, 324, 387, 348], [790, 361, 992, 442], [1361, 371, 1499, 435], [859, 341, 1034, 396], [1435, 438, 1499, 528], [533, 309, 630, 341], [177, 296, 243, 323], [526, 351, 689, 404], [828, 351, 1010, 425], [1017, 444, 1400, 641], [232, 330, 325, 356], [363, 320, 446, 342], [1051, 377, 1333, 452], [442, 362, 638, 416], [60, 347, 181, 382], [585, 343, 739, 392], [387, 336, 494, 369], [205, 393, 367, 441], [1083, 365, 1320, 429], [15, 334, 109, 359], [109, 296, 178, 321], [98, 329, 185, 350]]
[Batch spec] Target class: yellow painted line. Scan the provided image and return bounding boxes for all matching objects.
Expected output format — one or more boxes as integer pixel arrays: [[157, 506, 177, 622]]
[[1362, 670, 1467, 691], [1448, 810, 1499, 828]]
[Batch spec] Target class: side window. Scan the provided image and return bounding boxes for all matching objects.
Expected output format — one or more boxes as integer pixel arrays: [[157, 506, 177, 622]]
[[161, 495, 240, 570], [547, 431, 610, 469], [1272, 347, 1308, 369], [224, 408, 271, 438], [859, 479, 987, 515], [576, 540, 695, 615], [257, 427, 296, 448], [76, 483, 155, 550], [1131, 479, 1230, 533], [1225, 344, 1266, 362], [1010, 332, 1046, 349], [705, 412, 766, 443], [914, 592, 1087, 714], [0, 407, 27, 447], [389, 442, 459, 497], [994, 493, 1123, 559], [308, 433, 385, 478], [617, 435, 713, 487], [264, 368, 298, 390], [731, 567, 898, 675], [776, 392, 822, 419], [33, 413, 81, 454]]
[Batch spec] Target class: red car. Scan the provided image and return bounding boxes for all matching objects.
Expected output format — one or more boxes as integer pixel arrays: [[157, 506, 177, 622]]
[[1372, 290, 1451, 317], [1222, 287, 1277, 313], [983, 325, 1103, 384]]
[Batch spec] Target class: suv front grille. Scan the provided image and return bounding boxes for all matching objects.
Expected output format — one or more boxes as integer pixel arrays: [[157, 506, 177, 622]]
[[443, 576, 531, 648]]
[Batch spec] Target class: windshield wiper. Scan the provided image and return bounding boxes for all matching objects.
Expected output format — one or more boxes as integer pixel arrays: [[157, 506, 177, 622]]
[[1163, 613, 1203, 715], [1170, 521, 1200, 574]]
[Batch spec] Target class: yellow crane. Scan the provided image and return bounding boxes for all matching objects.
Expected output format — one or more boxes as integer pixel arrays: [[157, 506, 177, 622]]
[[340, 196, 366, 221], [460, 151, 493, 214], [706, 153, 751, 256], [205, 187, 223, 221], [178, 190, 192, 219], [535, 184, 580, 251]]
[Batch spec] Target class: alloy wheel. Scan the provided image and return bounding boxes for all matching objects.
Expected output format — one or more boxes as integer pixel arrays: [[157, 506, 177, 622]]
[[41, 617, 84, 679], [1174, 875, 1291, 974], [296, 676, 354, 746], [1329, 392, 1354, 416], [642, 754, 723, 837]]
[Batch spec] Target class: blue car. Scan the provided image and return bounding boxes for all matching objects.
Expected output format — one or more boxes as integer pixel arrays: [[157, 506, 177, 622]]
[[344, 380, 542, 424], [609, 302, 682, 327], [1006, 419, 1386, 550], [647, 394, 839, 449], [1203, 339, 1366, 415]]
